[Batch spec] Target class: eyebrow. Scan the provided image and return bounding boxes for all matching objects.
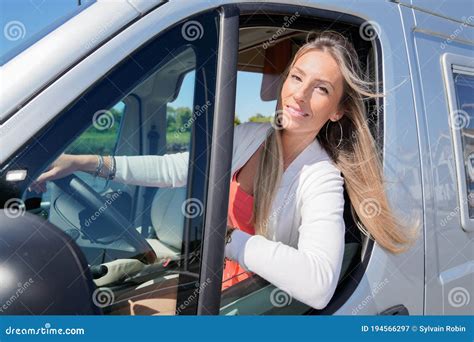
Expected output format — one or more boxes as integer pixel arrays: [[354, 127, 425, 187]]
[[292, 66, 334, 90]]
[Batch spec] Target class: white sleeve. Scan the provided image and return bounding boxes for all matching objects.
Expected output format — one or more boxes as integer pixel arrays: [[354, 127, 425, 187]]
[[113, 152, 189, 187], [225, 163, 345, 309]]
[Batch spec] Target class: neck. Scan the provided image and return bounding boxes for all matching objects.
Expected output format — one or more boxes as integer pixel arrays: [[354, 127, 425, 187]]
[[280, 129, 317, 168]]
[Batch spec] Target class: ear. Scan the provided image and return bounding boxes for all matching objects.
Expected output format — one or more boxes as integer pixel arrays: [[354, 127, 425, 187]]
[[330, 111, 344, 122]]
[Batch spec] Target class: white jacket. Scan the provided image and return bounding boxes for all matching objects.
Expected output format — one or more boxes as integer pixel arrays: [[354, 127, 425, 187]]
[[114, 122, 345, 309]]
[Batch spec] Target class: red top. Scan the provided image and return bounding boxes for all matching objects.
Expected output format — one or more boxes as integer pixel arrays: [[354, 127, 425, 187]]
[[221, 169, 255, 291]]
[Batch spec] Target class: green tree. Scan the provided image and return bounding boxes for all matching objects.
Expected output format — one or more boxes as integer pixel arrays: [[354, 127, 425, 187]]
[[234, 115, 241, 126], [248, 113, 272, 123], [176, 107, 192, 132]]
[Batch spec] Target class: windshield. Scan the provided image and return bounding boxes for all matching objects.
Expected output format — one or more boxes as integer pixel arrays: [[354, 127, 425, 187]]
[[0, 0, 96, 65]]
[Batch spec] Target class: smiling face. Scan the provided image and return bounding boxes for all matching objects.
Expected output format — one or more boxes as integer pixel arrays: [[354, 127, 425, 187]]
[[279, 49, 345, 136]]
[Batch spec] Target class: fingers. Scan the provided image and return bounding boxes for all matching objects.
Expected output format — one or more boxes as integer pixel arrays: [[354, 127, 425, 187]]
[[28, 168, 58, 194], [35, 168, 57, 184], [28, 181, 47, 194]]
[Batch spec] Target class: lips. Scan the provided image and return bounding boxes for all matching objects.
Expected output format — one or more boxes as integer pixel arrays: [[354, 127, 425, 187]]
[[285, 104, 309, 118]]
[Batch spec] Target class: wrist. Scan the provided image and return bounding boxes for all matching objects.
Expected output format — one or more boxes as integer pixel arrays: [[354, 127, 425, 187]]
[[75, 155, 98, 173]]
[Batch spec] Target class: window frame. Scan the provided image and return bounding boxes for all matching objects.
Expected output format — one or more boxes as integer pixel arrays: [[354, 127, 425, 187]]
[[441, 52, 474, 232]]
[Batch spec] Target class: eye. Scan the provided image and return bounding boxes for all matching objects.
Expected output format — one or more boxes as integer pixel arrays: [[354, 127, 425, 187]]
[[316, 86, 329, 94], [290, 74, 302, 82]]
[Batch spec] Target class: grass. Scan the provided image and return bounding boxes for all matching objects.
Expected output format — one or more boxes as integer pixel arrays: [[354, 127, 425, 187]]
[[66, 130, 191, 155]]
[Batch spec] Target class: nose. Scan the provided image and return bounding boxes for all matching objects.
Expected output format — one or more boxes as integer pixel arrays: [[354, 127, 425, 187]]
[[293, 83, 310, 103]]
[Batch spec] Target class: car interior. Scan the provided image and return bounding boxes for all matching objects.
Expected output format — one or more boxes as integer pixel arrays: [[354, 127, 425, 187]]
[[29, 12, 379, 315]]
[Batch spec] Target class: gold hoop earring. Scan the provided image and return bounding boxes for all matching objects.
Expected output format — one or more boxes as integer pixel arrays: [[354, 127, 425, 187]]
[[325, 120, 343, 149]]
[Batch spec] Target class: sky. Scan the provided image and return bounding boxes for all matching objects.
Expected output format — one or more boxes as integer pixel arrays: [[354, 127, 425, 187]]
[[0, 0, 276, 122]]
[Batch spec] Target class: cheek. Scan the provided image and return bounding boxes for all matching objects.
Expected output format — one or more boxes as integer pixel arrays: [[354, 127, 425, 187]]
[[280, 80, 291, 98], [309, 96, 334, 119]]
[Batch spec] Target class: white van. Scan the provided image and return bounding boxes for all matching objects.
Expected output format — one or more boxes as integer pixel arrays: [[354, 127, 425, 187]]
[[0, 0, 472, 316]]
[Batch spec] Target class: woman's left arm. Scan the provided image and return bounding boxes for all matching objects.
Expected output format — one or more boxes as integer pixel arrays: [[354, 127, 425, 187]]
[[225, 163, 345, 310]]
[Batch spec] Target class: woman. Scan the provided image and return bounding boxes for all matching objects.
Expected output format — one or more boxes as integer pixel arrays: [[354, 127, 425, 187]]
[[30, 31, 416, 309]]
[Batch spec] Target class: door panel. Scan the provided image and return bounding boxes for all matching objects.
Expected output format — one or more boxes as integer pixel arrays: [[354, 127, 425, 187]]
[[409, 10, 474, 314]]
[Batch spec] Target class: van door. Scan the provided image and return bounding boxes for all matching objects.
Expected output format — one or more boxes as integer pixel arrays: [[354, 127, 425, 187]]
[[401, 5, 474, 314]]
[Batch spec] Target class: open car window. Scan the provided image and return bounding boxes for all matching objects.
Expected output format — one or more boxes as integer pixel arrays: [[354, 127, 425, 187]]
[[4, 10, 220, 316], [219, 11, 378, 315]]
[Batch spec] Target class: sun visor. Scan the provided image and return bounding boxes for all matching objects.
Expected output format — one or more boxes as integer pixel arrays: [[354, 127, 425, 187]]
[[260, 40, 293, 101]]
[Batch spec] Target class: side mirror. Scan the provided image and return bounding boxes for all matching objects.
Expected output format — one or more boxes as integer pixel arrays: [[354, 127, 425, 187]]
[[0, 211, 101, 315]]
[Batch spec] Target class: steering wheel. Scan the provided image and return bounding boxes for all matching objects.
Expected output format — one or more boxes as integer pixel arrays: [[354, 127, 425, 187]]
[[53, 174, 156, 265]]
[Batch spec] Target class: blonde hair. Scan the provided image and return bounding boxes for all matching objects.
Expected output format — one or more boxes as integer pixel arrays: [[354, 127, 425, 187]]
[[251, 30, 418, 254]]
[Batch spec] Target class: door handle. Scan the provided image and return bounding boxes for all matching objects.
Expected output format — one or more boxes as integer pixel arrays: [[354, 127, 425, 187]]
[[379, 304, 409, 315]]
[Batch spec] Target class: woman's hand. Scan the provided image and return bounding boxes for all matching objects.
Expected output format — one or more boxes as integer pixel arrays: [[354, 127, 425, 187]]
[[28, 154, 81, 193]]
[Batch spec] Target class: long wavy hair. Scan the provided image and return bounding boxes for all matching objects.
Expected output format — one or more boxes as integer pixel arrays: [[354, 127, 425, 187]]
[[251, 31, 418, 254]]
